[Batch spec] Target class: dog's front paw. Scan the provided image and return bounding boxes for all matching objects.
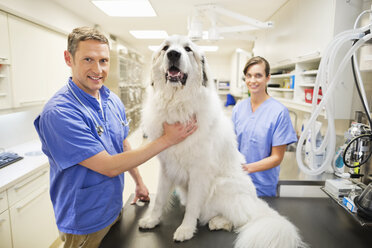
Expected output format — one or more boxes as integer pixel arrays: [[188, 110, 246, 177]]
[[138, 215, 160, 229], [173, 225, 195, 242]]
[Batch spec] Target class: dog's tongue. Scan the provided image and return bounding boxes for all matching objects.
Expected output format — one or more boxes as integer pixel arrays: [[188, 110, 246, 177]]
[[167, 67, 185, 82], [168, 68, 180, 76]]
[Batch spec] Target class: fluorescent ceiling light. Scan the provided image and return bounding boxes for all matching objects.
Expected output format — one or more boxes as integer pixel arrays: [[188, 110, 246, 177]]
[[148, 45, 219, 52], [130, 30, 168, 39], [92, 0, 156, 17]]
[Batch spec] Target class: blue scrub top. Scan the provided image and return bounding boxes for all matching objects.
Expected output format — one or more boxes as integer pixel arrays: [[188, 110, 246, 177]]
[[232, 97, 297, 196], [34, 78, 129, 234]]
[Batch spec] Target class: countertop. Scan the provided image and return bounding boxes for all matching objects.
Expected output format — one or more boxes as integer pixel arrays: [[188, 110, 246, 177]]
[[100, 194, 372, 248], [279, 151, 336, 186], [0, 140, 48, 192]]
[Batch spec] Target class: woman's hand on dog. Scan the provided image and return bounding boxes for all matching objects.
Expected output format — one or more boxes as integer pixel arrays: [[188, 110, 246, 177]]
[[162, 116, 198, 146]]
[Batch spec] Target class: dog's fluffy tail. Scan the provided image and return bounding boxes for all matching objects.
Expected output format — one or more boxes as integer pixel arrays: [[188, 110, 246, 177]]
[[235, 209, 307, 248]]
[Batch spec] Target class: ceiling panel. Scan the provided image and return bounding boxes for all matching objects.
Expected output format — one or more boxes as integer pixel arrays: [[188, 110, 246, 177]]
[[51, 0, 288, 57]]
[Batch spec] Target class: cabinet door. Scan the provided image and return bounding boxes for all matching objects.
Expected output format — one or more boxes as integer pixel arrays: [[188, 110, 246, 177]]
[[0, 210, 13, 248], [8, 15, 68, 108], [0, 191, 8, 213], [9, 186, 58, 248], [0, 11, 12, 109], [0, 11, 10, 60]]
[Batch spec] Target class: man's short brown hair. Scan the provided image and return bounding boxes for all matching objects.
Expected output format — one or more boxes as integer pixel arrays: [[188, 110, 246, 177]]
[[67, 26, 109, 58]]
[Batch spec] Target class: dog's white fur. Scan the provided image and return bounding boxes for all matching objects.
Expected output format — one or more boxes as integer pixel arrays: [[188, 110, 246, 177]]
[[139, 35, 306, 248]]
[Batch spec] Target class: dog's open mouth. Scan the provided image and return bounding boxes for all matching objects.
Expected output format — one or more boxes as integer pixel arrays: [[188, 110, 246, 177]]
[[166, 66, 188, 85]]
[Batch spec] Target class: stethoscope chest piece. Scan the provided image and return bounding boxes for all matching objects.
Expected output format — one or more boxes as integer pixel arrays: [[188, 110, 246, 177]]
[[96, 125, 104, 136]]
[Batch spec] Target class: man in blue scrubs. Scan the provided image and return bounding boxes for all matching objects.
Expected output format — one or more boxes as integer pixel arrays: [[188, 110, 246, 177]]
[[34, 27, 197, 248], [232, 56, 297, 197]]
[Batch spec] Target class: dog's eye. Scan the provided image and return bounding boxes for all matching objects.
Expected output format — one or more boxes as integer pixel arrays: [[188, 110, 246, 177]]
[[184, 46, 192, 52], [162, 45, 169, 51]]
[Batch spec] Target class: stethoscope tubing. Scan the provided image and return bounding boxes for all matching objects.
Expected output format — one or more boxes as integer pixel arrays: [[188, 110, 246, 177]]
[[67, 83, 129, 136]]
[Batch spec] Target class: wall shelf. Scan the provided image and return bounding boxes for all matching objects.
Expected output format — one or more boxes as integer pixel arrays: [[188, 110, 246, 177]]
[[271, 73, 295, 79], [267, 88, 294, 92], [297, 83, 316, 87], [275, 97, 325, 116], [301, 70, 318, 75]]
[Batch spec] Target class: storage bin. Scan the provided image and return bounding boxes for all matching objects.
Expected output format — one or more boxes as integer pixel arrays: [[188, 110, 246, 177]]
[[304, 88, 322, 104]]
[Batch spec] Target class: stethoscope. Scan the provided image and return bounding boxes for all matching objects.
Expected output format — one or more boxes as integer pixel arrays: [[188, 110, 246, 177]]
[[67, 83, 130, 136]]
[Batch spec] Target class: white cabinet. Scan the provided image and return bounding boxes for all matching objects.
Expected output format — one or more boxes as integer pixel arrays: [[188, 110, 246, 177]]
[[0, 190, 8, 214], [0, 11, 12, 110], [0, 190, 12, 248], [9, 186, 56, 248], [8, 15, 69, 108], [0, 11, 10, 60], [2, 166, 59, 248], [0, 210, 12, 248]]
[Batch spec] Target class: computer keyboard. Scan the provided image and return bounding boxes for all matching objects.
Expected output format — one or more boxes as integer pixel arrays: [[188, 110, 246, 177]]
[[0, 152, 23, 169]]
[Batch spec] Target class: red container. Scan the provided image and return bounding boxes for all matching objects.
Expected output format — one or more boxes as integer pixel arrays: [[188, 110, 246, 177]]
[[304, 88, 322, 104]]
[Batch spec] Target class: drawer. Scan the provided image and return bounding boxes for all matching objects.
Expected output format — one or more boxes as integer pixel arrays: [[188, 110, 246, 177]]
[[0, 210, 12, 248], [0, 190, 8, 213], [7, 167, 49, 206]]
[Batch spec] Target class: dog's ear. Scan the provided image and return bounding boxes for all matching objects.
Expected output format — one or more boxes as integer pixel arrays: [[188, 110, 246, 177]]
[[201, 56, 208, 87]]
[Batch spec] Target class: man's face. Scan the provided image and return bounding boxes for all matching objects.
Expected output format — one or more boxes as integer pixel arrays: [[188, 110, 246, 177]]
[[65, 39, 110, 98]]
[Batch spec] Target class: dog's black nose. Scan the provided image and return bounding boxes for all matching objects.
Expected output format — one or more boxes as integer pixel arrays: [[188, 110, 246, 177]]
[[167, 50, 181, 62]]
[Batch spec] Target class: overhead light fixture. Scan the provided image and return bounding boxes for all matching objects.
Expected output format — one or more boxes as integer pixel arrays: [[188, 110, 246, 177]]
[[130, 30, 168, 39], [188, 4, 273, 41], [92, 0, 156, 17], [148, 45, 218, 52]]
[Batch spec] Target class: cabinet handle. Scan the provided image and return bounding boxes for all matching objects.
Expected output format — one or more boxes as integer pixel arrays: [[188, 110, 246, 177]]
[[16, 187, 48, 211], [14, 169, 48, 191]]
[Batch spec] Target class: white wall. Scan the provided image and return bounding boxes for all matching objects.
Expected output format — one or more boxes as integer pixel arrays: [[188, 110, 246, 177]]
[[205, 54, 231, 82], [0, 0, 93, 147], [0, 0, 91, 35], [0, 106, 42, 148]]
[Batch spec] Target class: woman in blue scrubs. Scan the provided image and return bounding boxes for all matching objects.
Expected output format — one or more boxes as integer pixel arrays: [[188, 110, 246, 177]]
[[232, 56, 297, 197]]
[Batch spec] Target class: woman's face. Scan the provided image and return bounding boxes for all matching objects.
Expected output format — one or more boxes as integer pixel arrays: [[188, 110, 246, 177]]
[[245, 63, 270, 96]]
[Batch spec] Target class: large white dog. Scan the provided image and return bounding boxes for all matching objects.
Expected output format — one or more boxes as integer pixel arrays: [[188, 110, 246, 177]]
[[139, 35, 306, 248]]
